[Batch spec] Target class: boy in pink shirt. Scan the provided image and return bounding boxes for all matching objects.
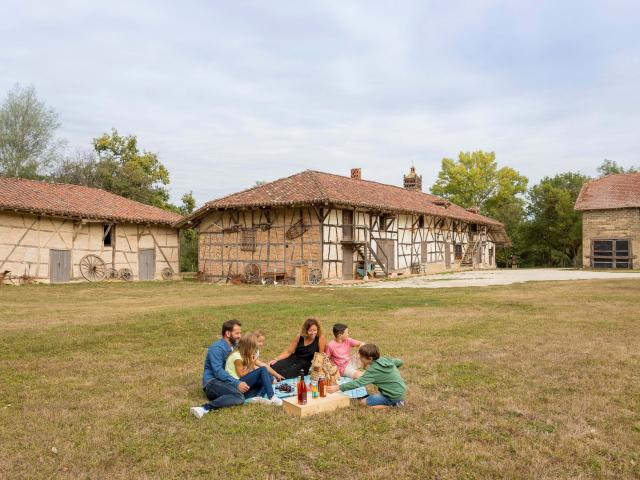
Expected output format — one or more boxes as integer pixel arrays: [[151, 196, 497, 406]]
[[324, 323, 365, 379]]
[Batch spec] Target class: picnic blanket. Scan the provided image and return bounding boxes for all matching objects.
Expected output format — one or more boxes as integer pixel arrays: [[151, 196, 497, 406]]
[[273, 375, 368, 399]]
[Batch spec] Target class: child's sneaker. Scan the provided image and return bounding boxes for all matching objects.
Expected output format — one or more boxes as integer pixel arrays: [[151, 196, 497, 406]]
[[246, 396, 271, 405], [270, 394, 283, 406], [190, 406, 208, 419]]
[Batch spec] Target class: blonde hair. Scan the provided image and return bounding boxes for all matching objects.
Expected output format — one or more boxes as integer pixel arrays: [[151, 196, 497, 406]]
[[237, 333, 258, 368]]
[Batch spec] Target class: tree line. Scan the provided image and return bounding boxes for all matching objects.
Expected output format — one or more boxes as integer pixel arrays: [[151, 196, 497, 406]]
[[1, 84, 637, 270], [431, 152, 636, 267]]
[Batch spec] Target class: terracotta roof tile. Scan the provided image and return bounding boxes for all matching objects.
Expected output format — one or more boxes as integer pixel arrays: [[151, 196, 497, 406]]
[[181, 170, 509, 243], [0, 176, 182, 226], [575, 173, 640, 211]]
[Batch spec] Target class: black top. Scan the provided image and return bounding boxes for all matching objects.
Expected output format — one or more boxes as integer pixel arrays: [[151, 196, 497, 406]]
[[294, 335, 319, 363]]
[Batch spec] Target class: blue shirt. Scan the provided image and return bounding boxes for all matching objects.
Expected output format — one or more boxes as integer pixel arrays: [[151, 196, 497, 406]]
[[202, 338, 240, 387]]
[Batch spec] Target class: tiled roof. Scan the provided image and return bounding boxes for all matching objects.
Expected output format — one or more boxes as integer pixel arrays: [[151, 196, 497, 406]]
[[180, 170, 509, 243], [0, 176, 182, 226], [575, 173, 640, 211]]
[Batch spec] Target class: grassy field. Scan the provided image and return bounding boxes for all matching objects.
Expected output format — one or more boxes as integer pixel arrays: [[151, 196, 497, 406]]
[[1, 279, 639, 479]]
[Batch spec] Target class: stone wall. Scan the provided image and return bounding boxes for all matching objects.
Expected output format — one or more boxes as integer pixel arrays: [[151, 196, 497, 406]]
[[581, 208, 640, 268]]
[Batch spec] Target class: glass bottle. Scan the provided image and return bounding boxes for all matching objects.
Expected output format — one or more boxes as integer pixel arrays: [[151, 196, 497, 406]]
[[318, 376, 326, 397], [297, 369, 307, 405]]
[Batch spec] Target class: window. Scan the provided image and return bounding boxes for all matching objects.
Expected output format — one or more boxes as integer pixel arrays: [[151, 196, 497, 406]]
[[103, 224, 114, 247], [241, 228, 257, 252], [454, 244, 463, 261], [378, 215, 389, 231], [418, 216, 424, 228], [489, 247, 494, 265], [592, 239, 631, 269]]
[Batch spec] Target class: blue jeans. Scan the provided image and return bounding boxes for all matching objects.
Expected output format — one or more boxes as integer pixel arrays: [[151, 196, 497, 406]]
[[366, 394, 405, 407], [202, 379, 245, 411], [240, 366, 275, 399]]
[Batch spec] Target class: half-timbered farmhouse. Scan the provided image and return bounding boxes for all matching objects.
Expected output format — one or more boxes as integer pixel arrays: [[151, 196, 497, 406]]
[[575, 173, 640, 269], [178, 168, 510, 284], [0, 177, 182, 283]]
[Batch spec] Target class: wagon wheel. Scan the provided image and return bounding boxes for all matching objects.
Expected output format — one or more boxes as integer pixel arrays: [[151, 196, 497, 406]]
[[308, 267, 322, 285], [118, 268, 133, 281], [244, 263, 261, 284], [104, 268, 118, 281], [80, 254, 106, 282], [161, 267, 173, 280]]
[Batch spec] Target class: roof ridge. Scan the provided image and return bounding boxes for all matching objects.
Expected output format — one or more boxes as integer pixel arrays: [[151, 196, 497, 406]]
[[203, 170, 314, 207], [307, 169, 445, 202]]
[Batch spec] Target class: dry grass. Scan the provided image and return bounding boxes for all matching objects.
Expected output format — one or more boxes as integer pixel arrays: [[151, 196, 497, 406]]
[[1, 279, 639, 479]]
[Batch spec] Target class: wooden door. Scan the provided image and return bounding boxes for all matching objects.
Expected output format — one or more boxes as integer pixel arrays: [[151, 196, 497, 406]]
[[342, 246, 353, 280], [50, 249, 71, 283], [376, 239, 395, 271], [444, 242, 451, 268], [342, 210, 353, 240], [138, 249, 155, 280]]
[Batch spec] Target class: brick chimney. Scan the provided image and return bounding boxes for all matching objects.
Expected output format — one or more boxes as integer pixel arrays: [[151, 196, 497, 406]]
[[403, 166, 422, 191], [351, 168, 361, 180]]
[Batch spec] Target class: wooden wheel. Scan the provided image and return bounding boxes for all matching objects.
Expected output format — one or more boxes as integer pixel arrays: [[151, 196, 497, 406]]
[[104, 268, 118, 280], [80, 255, 106, 282], [161, 267, 173, 280], [308, 267, 322, 285], [118, 268, 133, 281], [244, 263, 261, 284]]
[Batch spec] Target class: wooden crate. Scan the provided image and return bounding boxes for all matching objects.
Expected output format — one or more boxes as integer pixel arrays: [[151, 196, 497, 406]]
[[282, 392, 350, 418]]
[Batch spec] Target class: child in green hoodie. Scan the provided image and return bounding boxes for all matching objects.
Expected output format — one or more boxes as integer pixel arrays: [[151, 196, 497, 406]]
[[327, 344, 406, 408]]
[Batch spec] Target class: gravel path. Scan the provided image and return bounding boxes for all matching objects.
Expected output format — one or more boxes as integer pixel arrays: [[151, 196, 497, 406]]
[[358, 268, 640, 289]]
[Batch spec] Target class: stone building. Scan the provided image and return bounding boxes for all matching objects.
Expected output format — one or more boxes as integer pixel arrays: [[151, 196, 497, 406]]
[[575, 173, 640, 269], [178, 168, 510, 284], [0, 177, 182, 283]]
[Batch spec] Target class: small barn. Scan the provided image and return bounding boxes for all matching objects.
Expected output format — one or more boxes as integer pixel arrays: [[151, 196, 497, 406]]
[[0, 177, 182, 283], [575, 173, 640, 269], [178, 168, 510, 284]]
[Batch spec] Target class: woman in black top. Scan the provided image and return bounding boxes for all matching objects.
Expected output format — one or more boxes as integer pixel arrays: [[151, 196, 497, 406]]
[[269, 318, 326, 379]]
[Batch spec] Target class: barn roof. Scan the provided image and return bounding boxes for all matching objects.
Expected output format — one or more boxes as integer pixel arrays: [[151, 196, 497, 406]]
[[179, 170, 510, 244], [0, 176, 182, 226], [575, 173, 640, 211]]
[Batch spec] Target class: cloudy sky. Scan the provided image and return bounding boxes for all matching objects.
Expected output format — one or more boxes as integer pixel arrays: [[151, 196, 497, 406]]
[[2, 1, 639, 205]]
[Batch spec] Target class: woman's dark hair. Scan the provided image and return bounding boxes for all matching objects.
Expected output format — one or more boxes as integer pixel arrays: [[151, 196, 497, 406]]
[[332, 323, 348, 337], [301, 318, 322, 338], [359, 343, 380, 361], [221, 319, 241, 337]]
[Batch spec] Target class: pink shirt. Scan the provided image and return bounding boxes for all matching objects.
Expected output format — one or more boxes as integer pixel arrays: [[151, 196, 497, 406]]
[[325, 338, 360, 374]]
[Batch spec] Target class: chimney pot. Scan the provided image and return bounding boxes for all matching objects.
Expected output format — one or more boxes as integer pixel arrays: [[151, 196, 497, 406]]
[[351, 168, 361, 180]]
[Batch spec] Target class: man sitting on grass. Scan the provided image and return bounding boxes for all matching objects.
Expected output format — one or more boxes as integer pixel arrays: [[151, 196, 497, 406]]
[[326, 344, 406, 409], [190, 319, 250, 418]]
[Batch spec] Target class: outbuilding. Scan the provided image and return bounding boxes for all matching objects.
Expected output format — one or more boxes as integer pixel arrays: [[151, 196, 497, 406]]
[[575, 173, 640, 269], [0, 177, 182, 283]]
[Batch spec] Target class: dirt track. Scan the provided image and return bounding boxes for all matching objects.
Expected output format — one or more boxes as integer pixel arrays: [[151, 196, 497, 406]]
[[359, 268, 640, 288]]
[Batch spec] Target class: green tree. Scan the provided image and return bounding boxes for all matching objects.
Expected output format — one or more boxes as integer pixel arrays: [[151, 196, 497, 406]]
[[519, 172, 590, 267], [0, 84, 63, 178], [430, 151, 528, 265], [51, 150, 102, 186], [597, 159, 637, 177], [92, 129, 171, 208], [177, 191, 198, 272]]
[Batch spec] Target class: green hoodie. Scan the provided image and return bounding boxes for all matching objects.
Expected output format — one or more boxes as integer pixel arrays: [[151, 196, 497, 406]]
[[339, 357, 406, 400]]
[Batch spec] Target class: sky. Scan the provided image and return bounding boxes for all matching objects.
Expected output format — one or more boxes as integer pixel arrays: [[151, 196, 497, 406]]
[[2, 1, 639, 205]]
